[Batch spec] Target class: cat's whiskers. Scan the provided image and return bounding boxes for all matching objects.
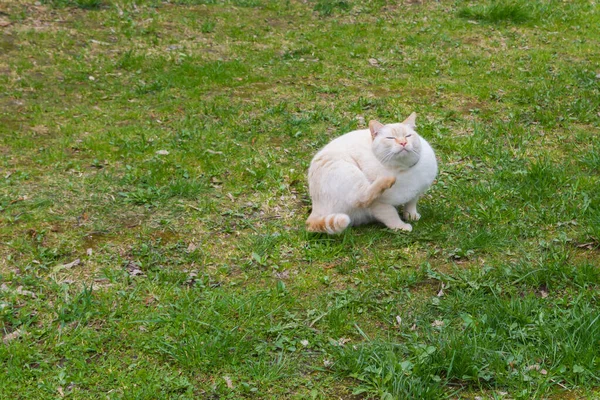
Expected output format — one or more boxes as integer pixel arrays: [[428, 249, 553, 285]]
[[381, 151, 396, 164]]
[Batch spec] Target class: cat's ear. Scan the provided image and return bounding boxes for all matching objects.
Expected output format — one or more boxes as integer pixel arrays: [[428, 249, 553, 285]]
[[369, 120, 385, 139], [402, 112, 417, 129]]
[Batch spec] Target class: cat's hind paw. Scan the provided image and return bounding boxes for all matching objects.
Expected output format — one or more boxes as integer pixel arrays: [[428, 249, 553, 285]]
[[380, 176, 396, 190]]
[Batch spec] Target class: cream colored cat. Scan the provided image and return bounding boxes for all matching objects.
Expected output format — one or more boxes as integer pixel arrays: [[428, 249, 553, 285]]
[[306, 113, 437, 234]]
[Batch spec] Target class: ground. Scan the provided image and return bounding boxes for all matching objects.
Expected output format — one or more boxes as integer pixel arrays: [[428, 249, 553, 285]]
[[1, 0, 599, 398]]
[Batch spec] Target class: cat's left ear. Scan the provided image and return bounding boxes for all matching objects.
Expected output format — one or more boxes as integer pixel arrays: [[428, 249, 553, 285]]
[[402, 112, 417, 129], [369, 120, 385, 139]]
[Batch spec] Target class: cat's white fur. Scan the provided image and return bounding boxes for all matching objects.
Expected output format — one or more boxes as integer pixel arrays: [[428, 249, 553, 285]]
[[306, 113, 437, 234]]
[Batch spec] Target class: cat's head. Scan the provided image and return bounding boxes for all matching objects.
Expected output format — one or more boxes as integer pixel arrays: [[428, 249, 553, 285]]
[[369, 113, 422, 169]]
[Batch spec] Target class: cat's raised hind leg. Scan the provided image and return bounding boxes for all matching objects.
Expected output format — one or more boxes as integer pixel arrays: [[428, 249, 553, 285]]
[[356, 176, 396, 208], [371, 203, 412, 232]]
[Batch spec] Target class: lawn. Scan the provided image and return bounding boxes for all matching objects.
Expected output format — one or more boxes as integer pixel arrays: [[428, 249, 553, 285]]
[[1, 0, 599, 398]]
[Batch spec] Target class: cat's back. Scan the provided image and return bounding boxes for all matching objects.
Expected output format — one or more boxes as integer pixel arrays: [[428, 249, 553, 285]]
[[312, 129, 371, 158]]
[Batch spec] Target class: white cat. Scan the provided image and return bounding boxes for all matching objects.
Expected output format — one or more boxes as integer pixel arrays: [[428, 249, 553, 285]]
[[306, 113, 437, 234]]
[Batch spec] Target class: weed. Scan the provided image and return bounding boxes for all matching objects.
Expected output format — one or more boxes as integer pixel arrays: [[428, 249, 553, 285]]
[[458, 1, 533, 24]]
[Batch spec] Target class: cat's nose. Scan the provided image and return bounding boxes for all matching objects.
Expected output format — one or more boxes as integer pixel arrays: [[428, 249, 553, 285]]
[[396, 139, 407, 146]]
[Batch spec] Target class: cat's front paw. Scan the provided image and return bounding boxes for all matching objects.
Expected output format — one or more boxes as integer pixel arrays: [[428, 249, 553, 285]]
[[403, 211, 421, 221], [389, 222, 412, 232]]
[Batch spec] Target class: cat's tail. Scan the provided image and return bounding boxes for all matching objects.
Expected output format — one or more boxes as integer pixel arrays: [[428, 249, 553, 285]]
[[306, 214, 351, 234]]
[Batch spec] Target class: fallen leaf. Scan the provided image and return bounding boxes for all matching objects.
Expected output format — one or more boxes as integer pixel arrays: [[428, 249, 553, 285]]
[[396, 315, 402, 326], [577, 242, 597, 250], [3, 328, 26, 343], [144, 295, 157, 306], [300, 339, 309, 347], [53, 259, 81, 273], [186, 271, 198, 284], [205, 149, 223, 155], [86, 248, 93, 256], [431, 320, 444, 327], [31, 125, 49, 135], [125, 261, 145, 277], [541, 369, 548, 375], [16, 286, 37, 298], [186, 242, 197, 253], [526, 364, 540, 371], [0, 18, 11, 27], [10, 196, 27, 204], [368, 58, 379, 67], [223, 376, 234, 389], [274, 270, 290, 280], [155, 150, 169, 155]]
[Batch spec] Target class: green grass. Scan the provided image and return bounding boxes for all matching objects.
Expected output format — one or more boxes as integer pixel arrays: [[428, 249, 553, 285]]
[[458, 1, 533, 24], [1, 0, 600, 398]]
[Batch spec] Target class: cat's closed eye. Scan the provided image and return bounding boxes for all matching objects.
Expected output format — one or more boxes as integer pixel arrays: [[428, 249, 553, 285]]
[[406, 134, 412, 137], [386, 137, 395, 139]]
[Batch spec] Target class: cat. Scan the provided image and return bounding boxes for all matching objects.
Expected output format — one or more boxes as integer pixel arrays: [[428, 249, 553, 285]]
[[306, 113, 437, 234]]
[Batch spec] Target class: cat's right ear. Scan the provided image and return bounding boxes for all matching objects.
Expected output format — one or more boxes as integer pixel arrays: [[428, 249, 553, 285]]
[[369, 120, 384, 139]]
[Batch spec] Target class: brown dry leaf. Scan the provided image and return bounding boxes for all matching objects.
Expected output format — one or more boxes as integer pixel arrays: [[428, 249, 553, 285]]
[[31, 125, 50, 135], [185, 271, 198, 285], [274, 270, 289, 280], [577, 242, 597, 250], [10, 196, 27, 204], [526, 364, 540, 371], [125, 261, 145, 277], [53, 258, 81, 273], [223, 376, 234, 389], [15, 286, 37, 298], [0, 18, 11, 27], [431, 320, 444, 327], [3, 328, 26, 343], [186, 242, 197, 253], [144, 295, 157, 306], [368, 58, 379, 67]]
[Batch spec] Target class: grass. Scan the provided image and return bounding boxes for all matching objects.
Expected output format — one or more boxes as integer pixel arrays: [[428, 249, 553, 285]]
[[1, 0, 599, 398], [458, 1, 533, 24]]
